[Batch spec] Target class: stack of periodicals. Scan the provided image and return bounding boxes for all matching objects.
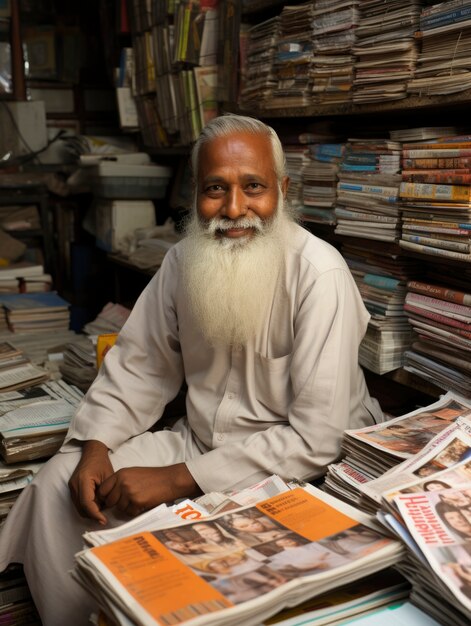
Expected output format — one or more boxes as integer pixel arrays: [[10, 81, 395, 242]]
[[351, 399, 471, 624], [324, 392, 471, 508], [310, 0, 359, 105], [0, 342, 49, 394], [301, 143, 343, 225], [283, 144, 312, 210], [0, 378, 83, 465], [347, 262, 412, 375], [409, 0, 471, 96], [340, 238, 420, 375], [399, 135, 471, 262], [0, 565, 40, 624], [352, 0, 421, 103], [239, 16, 280, 109], [0, 262, 52, 295], [265, 3, 316, 110], [72, 475, 404, 626], [334, 138, 402, 242], [0, 291, 70, 334], [402, 280, 471, 398], [59, 302, 132, 392]]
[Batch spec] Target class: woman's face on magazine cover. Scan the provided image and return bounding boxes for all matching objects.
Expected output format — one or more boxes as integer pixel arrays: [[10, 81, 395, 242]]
[[444, 510, 471, 536]]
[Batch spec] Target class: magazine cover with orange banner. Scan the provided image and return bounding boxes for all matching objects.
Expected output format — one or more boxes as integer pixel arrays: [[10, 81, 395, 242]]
[[73, 485, 404, 626]]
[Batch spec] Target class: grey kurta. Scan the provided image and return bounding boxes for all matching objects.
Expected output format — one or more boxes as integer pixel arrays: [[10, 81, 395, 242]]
[[0, 222, 382, 625]]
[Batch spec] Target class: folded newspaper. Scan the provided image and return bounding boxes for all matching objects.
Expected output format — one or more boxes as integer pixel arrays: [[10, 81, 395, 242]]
[[73, 481, 403, 626]]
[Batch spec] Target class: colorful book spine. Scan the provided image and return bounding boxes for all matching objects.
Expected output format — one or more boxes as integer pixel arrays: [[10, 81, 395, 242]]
[[339, 182, 399, 196], [402, 149, 471, 158], [402, 225, 471, 235], [402, 170, 471, 184], [404, 303, 471, 331], [406, 292, 471, 317], [407, 280, 471, 306], [402, 233, 470, 253], [420, 5, 471, 30], [422, 0, 470, 18], [399, 239, 471, 261], [399, 182, 471, 202], [402, 157, 471, 168], [403, 141, 471, 150]]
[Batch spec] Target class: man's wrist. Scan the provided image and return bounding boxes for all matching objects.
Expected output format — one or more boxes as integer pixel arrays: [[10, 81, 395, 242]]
[[172, 463, 202, 500]]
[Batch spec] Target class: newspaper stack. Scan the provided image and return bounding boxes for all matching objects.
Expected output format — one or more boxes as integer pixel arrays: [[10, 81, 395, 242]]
[[352, 0, 421, 103], [239, 16, 280, 109], [0, 291, 70, 334], [0, 379, 83, 464], [409, 0, 471, 96], [334, 138, 402, 242], [59, 335, 97, 392], [265, 3, 316, 110], [310, 0, 359, 105], [283, 144, 311, 210], [374, 421, 471, 624], [301, 144, 343, 225], [324, 392, 471, 506], [402, 280, 471, 398], [73, 480, 403, 626]]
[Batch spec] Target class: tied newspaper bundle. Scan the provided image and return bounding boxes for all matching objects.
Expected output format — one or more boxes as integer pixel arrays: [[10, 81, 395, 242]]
[[73, 479, 404, 626]]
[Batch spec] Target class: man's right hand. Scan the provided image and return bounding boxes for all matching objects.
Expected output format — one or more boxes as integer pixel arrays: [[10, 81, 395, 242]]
[[68, 440, 113, 525]]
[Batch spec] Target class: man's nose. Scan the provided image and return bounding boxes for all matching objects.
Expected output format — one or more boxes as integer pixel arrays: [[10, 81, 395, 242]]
[[223, 186, 247, 219]]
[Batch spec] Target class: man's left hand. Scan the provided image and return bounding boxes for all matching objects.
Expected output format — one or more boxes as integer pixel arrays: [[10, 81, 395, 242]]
[[97, 463, 201, 517]]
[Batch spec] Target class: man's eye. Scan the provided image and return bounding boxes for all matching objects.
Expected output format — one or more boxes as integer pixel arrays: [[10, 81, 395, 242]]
[[247, 182, 263, 191], [206, 185, 224, 193]]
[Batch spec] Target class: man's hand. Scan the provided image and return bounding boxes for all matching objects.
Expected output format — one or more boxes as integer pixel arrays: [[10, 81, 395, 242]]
[[97, 463, 201, 518], [68, 440, 113, 525]]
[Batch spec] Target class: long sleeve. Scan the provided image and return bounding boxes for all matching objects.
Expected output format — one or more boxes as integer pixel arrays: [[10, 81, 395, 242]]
[[62, 249, 185, 451]]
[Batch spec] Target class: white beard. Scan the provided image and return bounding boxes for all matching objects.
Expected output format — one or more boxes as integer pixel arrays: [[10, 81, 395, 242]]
[[181, 197, 294, 348]]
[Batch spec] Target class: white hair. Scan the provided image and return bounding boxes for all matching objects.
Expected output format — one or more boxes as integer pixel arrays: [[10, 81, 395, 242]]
[[191, 113, 287, 183]]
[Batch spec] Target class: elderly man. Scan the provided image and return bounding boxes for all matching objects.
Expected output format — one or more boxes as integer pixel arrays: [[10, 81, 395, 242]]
[[0, 114, 382, 625]]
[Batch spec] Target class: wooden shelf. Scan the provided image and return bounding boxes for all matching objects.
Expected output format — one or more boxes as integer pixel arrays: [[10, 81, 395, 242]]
[[242, 0, 286, 15], [232, 89, 471, 119]]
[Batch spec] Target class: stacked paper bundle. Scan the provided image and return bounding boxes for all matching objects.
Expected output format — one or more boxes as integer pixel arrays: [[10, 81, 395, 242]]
[[399, 135, 471, 262], [324, 392, 471, 508], [409, 0, 471, 95], [334, 138, 402, 242], [239, 16, 280, 109], [301, 143, 344, 225], [73, 478, 403, 626], [310, 0, 359, 105], [402, 280, 471, 398], [0, 292, 70, 334], [283, 144, 312, 210], [265, 3, 316, 110], [352, 0, 421, 103]]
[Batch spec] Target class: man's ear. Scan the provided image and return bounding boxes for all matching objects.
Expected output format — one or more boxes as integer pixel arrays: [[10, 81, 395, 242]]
[[281, 176, 290, 199]]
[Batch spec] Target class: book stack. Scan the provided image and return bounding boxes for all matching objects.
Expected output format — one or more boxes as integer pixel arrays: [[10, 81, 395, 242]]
[[310, 0, 359, 105], [399, 136, 471, 262], [334, 138, 402, 242], [239, 16, 280, 109], [301, 143, 343, 225], [265, 3, 316, 110], [408, 0, 471, 96], [0, 262, 52, 295], [283, 144, 311, 210], [340, 239, 421, 374], [352, 0, 421, 104], [402, 280, 471, 398], [0, 565, 40, 624], [0, 292, 70, 334]]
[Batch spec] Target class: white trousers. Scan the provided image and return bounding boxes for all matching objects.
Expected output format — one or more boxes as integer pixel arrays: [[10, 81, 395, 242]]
[[0, 420, 204, 626]]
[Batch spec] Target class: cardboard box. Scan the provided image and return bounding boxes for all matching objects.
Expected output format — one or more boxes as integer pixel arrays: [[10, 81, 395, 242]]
[[94, 200, 156, 252]]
